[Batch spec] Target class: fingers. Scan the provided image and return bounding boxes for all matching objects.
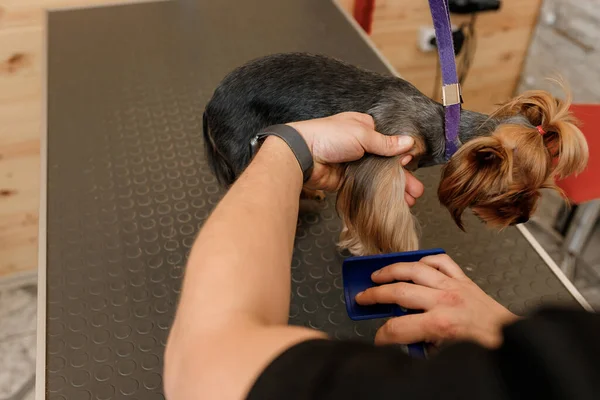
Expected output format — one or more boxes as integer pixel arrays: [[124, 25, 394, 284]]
[[371, 255, 468, 288], [371, 261, 452, 290], [376, 312, 465, 346], [404, 171, 424, 200], [359, 130, 414, 157], [404, 193, 416, 207], [419, 254, 468, 280], [306, 163, 344, 192], [375, 314, 429, 345], [347, 111, 414, 157], [356, 282, 439, 310], [403, 170, 422, 207], [346, 112, 375, 129]]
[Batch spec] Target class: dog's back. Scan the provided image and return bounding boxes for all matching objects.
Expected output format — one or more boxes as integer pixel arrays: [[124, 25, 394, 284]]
[[202, 53, 400, 186]]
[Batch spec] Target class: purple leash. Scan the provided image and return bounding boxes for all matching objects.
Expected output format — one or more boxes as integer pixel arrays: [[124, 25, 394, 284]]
[[428, 0, 462, 160]]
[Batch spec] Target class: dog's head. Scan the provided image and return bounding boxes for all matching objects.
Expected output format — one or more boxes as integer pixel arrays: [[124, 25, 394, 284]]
[[438, 87, 589, 230]]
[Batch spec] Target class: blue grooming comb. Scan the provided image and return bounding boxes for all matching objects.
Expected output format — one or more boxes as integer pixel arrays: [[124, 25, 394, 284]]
[[342, 248, 446, 358]]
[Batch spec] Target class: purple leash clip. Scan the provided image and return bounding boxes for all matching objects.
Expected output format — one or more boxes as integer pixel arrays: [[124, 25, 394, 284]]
[[428, 0, 462, 160]]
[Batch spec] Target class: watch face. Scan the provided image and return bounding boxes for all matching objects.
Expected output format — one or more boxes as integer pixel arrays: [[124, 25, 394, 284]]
[[249, 135, 260, 155], [250, 128, 313, 182]]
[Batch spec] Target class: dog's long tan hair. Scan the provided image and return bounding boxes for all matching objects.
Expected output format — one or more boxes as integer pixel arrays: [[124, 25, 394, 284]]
[[438, 86, 588, 230], [336, 86, 588, 256], [337, 156, 418, 255]]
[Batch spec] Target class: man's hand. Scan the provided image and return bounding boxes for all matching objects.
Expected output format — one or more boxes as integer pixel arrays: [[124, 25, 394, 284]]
[[288, 112, 424, 204], [355, 254, 519, 349]]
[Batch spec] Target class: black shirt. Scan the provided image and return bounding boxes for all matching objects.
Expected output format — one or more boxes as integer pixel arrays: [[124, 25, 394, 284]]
[[248, 308, 600, 399]]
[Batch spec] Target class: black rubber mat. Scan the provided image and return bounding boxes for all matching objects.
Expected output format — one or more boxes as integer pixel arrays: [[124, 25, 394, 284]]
[[45, 0, 579, 398]]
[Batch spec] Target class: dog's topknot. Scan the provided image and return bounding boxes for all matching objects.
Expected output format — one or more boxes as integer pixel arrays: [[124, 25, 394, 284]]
[[438, 84, 589, 230]]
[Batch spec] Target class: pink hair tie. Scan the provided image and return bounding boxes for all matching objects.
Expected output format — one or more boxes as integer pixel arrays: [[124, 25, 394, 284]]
[[536, 125, 546, 135]]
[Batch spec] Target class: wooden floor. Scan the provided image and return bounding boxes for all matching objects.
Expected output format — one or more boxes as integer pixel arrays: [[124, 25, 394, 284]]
[[0, 0, 541, 278]]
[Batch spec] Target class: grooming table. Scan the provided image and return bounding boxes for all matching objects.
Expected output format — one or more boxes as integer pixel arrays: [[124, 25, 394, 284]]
[[38, 0, 590, 398]]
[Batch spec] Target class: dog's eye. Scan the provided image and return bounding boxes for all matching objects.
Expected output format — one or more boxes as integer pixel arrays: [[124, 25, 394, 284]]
[[510, 192, 527, 202], [489, 205, 510, 219], [495, 206, 510, 218]]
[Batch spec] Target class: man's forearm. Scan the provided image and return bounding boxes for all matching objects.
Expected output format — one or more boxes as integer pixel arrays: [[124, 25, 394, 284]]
[[165, 135, 324, 400], [176, 136, 303, 325], [164, 114, 419, 400]]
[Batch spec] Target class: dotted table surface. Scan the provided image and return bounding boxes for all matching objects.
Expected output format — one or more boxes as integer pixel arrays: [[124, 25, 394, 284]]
[[44, 0, 579, 398]]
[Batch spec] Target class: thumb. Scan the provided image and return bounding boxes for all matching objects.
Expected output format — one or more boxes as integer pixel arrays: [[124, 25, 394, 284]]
[[375, 314, 429, 345], [361, 131, 414, 157]]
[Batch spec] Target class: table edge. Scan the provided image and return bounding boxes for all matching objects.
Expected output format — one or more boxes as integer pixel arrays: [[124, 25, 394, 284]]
[[35, 10, 49, 400], [35, 2, 593, 399]]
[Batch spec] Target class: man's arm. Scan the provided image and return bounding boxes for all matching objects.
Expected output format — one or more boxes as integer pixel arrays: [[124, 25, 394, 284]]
[[165, 136, 325, 399], [164, 113, 419, 399]]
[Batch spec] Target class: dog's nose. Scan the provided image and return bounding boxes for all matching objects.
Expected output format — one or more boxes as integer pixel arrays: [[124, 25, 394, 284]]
[[514, 216, 529, 225]]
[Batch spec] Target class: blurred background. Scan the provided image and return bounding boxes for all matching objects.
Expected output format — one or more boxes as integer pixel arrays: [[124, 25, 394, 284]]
[[0, 0, 598, 398]]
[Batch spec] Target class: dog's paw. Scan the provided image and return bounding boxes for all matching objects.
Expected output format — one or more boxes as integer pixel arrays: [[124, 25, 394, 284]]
[[301, 188, 326, 202], [313, 190, 326, 201]]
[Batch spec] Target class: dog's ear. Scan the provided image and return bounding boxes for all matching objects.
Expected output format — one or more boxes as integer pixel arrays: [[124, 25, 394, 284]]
[[438, 136, 512, 230], [336, 156, 418, 255]]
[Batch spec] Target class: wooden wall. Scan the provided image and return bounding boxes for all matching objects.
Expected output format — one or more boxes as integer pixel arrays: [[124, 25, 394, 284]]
[[0, 0, 150, 278], [518, 0, 600, 102], [338, 0, 542, 113], [0, 0, 541, 278]]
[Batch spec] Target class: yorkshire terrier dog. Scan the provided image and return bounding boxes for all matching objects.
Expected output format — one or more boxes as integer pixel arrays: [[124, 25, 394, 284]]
[[203, 53, 588, 255]]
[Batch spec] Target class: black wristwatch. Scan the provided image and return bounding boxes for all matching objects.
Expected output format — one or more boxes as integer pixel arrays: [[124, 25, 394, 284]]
[[250, 124, 314, 183]]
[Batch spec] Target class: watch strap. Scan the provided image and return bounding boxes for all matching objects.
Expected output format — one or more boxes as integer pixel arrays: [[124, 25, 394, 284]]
[[250, 124, 314, 183]]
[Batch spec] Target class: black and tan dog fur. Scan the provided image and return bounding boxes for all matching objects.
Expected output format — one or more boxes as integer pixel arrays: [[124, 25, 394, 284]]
[[203, 53, 588, 255]]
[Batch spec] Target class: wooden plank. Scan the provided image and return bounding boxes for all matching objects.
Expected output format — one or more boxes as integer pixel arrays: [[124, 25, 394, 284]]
[[0, 27, 41, 101], [0, 153, 39, 278], [339, 0, 542, 113], [0, 129, 39, 279], [337, 0, 354, 11], [0, 0, 156, 277], [0, 26, 41, 277]]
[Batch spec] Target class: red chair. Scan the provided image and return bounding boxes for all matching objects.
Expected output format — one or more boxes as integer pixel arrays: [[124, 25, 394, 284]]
[[554, 104, 600, 278], [353, 0, 376, 34]]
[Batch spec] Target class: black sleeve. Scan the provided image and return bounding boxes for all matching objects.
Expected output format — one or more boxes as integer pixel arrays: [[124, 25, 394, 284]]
[[247, 308, 600, 400]]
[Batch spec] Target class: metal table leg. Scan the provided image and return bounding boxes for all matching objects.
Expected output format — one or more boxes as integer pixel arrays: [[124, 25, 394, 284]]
[[561, 200, 600, 279]]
